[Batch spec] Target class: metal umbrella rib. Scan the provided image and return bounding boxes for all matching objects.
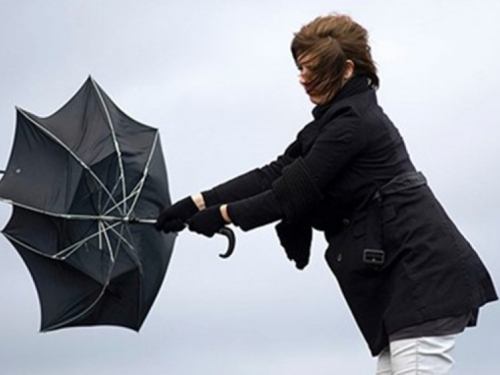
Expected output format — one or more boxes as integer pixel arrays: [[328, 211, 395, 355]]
[[125, 131, 161, 222], [91, 77, 128, 215], [2, 219, 123, 260]]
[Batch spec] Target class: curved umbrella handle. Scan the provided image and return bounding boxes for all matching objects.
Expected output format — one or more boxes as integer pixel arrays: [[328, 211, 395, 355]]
[[218, 227, 236, 259], [133, 217, 236, 258]]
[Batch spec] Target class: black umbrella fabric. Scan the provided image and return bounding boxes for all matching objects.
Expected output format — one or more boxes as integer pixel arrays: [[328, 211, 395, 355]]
[[0, 77, 176, 332]]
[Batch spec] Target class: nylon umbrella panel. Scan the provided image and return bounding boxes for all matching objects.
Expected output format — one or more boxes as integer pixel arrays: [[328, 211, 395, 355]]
[[0, 77, 176, 332]]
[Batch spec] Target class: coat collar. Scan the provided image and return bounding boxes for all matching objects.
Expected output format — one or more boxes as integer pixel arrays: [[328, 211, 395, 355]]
[[312, 75, 372, 120]]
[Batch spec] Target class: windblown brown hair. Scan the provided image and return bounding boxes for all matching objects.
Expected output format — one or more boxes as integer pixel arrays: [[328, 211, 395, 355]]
[[291, 14, 379, 100]]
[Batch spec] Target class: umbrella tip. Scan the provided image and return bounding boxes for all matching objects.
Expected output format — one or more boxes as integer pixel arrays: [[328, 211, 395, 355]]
[[14, 106, 27, 115], [87, 75, 102, 89]]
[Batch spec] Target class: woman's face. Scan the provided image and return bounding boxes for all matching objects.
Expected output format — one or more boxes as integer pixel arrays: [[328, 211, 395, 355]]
[[297, 56, 329, 105], [297, 54, 355, 105]]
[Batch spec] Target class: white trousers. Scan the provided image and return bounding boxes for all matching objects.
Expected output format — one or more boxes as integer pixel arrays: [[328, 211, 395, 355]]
[[376, 335, 457, 375]]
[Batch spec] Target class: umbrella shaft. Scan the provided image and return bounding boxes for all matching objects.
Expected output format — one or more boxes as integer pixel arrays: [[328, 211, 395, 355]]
[[97, 216, 155, 224]]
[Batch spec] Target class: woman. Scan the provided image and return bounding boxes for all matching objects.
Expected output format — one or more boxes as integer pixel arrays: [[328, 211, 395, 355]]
[[156, 14, 497, 374]]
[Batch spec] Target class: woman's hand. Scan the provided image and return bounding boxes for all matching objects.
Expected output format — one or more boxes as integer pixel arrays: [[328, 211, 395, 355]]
[[155, 196, 200, 233], [187, 205, 231, 237]]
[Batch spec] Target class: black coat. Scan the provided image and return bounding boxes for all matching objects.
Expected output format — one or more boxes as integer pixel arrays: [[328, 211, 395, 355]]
[[203, 76, 497, 356]]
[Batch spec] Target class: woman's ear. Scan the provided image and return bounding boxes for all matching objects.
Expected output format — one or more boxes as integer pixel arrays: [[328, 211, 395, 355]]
[[344, 59, 355, 80]]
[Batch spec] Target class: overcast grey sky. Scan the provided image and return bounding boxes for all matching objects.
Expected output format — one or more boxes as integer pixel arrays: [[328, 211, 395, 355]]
[[1, 1, 499, 374]]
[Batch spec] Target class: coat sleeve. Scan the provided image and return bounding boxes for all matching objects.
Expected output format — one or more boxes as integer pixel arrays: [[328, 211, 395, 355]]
[[228, 110, 367, 230], [228, 157, 322, 230], [201, 140, 299, 207]]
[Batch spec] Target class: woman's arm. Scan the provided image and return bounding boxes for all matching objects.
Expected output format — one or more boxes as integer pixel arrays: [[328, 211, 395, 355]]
[[201, 140, 299, 206], [221, 113, 367, 230]]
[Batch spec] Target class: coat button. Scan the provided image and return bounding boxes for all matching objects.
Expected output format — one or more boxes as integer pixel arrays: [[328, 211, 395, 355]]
[[337, 253, 342, 262], [342, 218, 350, 226]]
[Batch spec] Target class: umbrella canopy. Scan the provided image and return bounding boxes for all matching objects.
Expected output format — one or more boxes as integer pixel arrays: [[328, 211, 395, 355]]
[[0, 77, 176, 332]]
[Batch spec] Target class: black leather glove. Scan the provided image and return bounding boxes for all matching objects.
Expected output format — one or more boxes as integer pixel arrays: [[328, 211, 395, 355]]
[[187, 206, 226, 237], [155, 197, 199, 233]]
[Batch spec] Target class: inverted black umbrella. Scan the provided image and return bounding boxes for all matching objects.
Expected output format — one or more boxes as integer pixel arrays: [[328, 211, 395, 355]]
[[0, 77, 234, 332]]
